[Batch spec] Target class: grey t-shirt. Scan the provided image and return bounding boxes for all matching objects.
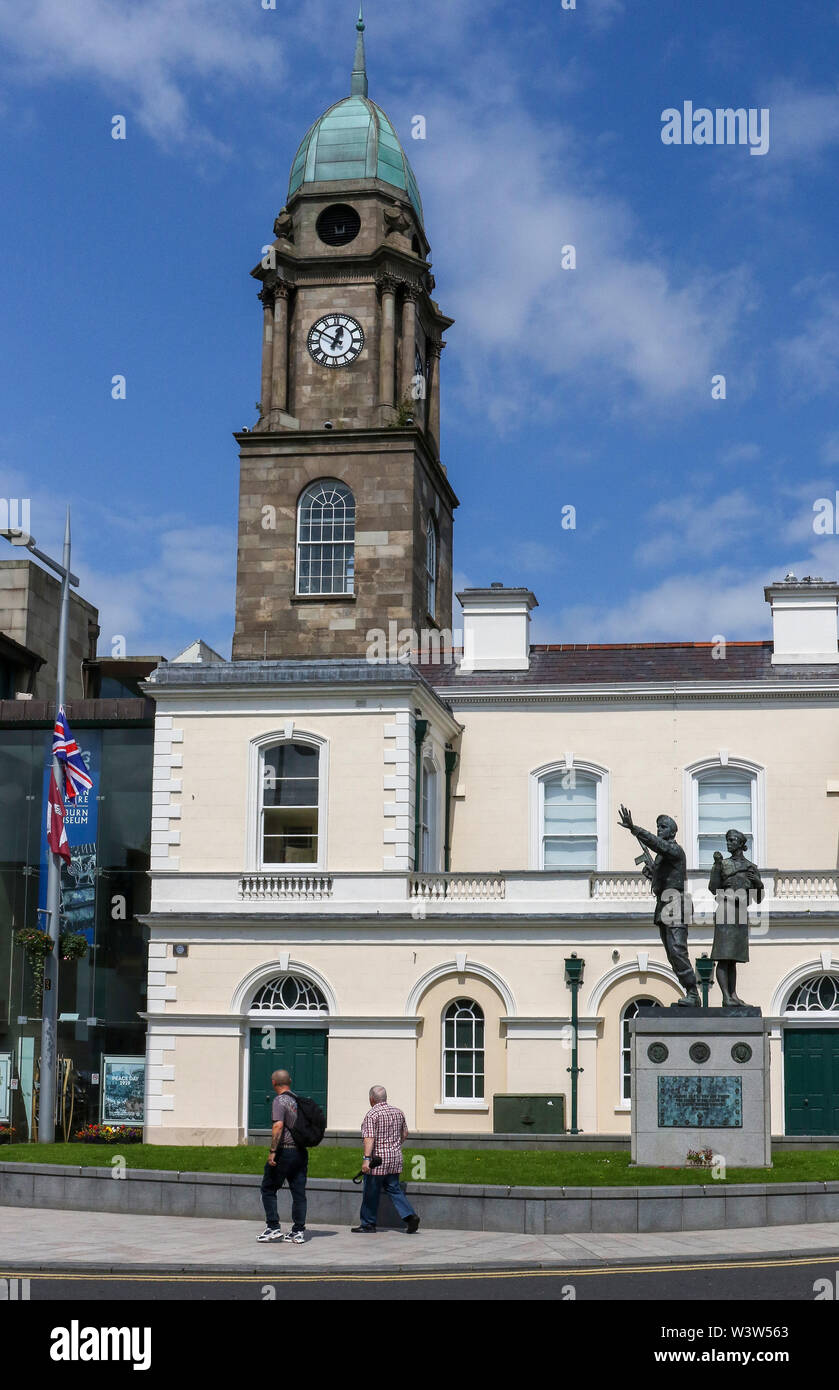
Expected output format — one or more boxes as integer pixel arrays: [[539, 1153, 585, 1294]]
[[271, 1092, 298, 1148]]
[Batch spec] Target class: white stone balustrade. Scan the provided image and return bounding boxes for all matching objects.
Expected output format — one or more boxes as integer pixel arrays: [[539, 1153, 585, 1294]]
[[147, 866, 837, 916]]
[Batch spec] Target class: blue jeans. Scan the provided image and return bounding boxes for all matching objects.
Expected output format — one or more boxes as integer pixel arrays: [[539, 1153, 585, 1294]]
[[261, 1149, 308, 1231], [360, 1171, 415, 1228]]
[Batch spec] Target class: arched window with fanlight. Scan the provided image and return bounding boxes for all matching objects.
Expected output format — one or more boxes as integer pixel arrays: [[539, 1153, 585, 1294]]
[[296, 479, 355, 595], [426, 514, 438, 618], [785, 974, 839, 1013], [442, 999, 485, 1101], [621, 998, 658, 1102], [250, 975, 328, 1013]]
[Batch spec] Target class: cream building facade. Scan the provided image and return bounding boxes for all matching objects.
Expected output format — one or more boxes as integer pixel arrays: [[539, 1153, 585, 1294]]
[[140, 19, 839, 1145], [141, 587, 839, 1144]]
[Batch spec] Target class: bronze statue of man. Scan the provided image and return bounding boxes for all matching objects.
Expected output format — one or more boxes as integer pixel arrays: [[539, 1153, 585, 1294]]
[[618, 806, 701, 1007], [708, 828, 764, 1007]]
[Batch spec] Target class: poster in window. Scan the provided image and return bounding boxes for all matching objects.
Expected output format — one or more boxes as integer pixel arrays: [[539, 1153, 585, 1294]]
[[0, 1053, 10, 1122], [101, 1056, 145, 1124]]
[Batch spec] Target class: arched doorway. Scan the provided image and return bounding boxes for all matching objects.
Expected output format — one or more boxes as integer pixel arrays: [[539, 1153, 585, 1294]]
[[246, 974, 329, 1133], [783, 973, 839, 1135]]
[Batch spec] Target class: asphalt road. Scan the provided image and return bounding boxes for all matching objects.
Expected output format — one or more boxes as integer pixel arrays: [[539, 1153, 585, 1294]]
[[5, 1253, 839, 1300]]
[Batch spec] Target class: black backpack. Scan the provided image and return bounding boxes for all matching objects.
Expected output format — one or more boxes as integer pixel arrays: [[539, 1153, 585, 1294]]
[[288, 1093, 327, 1149]]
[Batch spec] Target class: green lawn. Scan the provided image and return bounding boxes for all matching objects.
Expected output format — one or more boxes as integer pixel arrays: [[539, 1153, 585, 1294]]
[[2, 1143, 839, 1187]]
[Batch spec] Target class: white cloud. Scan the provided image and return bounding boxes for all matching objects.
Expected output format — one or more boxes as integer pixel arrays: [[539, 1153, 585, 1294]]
[[585, 0, 625, 30], [634, 490, 762, 567], [539, 567, 772, 644], [769, 85, 839, 163], [777, 295, 839, 397], [0, 0, 280, 147], [0, 461, 233, 654], [417, 99, 750, 421], [719, 442, 761, 465]]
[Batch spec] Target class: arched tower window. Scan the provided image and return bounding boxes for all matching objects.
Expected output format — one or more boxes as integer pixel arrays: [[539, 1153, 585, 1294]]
[[296, 480, 355, 596], [426, 514, 438, 618]]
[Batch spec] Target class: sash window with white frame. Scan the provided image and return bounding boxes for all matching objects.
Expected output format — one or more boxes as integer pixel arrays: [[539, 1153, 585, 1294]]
[[443, 999, 485, 1101], [621, 997, 658, 1102], [696, 768, 755, 868], [261, 742, 320, 866], [420, 758, 438, 872], [296, 479, 355, 595], [426, 514, 438, 618], [541, 769, 599, 869]]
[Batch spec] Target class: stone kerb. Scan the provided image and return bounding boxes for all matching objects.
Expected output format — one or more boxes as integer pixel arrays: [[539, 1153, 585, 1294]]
[[2, 1163, 839, 1235]]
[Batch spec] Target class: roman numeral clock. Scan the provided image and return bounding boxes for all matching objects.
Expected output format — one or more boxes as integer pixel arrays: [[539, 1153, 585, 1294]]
[[307, 314, 365, 368]]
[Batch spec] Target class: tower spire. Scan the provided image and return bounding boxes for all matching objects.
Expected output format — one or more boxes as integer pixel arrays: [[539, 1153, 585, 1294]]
[[351, 3, 368, 97]]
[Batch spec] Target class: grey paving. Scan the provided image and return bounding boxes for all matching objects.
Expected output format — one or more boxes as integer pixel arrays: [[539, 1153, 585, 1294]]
[[1, 1207, 839, 1274]]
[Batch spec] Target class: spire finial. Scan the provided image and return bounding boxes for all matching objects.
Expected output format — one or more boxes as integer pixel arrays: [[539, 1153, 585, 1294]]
[[351, 3, 368, 97]]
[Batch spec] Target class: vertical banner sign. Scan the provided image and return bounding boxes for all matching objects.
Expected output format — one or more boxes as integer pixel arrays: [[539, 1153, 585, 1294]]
[[39, 730, 101, 944]]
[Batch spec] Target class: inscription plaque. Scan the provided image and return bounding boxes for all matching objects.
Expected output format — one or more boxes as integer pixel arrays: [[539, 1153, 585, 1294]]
[[657, 1075, 742, 1128]]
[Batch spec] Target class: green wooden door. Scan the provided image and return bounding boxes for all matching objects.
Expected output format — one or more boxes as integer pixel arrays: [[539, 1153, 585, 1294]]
[[248, 1027, 328, 1133], [784, 1029, 839, 1135]]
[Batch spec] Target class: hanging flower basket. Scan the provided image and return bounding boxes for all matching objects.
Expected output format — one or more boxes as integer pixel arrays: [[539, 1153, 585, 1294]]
[[13, 927, 53, 1012], [59, 932, 89, 962]]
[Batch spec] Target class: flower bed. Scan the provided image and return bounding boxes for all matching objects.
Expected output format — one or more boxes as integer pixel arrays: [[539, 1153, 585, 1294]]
[[74, 1124, 143, 1145], [0, 1126, 16, 1144]]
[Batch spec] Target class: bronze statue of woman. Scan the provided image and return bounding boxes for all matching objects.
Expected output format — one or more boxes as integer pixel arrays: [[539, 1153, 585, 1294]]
[[708, 828, 764, 1007]]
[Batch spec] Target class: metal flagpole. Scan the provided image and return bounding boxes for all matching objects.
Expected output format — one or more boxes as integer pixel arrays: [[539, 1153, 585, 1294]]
[[39, 508, 71, 1144]]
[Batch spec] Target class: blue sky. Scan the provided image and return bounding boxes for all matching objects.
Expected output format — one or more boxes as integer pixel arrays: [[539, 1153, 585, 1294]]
[[1, 0, 838, 656]]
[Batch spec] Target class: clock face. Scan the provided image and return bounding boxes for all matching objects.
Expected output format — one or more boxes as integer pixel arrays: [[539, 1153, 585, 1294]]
[[307, 314, 365, 368]]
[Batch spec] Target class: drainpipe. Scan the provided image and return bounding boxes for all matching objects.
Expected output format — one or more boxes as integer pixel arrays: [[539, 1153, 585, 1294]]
[[443, 746, 458, 873], [413, 716, 429, 871]]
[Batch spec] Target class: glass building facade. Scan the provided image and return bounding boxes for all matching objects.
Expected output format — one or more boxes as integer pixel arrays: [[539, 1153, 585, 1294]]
[[0, 714, 153, 1140]]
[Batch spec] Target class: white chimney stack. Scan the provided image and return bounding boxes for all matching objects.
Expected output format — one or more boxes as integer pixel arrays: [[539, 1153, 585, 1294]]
[[457, 585, 538, 672], [764, 576, 839, 664]]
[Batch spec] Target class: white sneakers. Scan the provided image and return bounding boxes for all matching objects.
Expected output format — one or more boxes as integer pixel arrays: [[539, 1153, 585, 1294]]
[[256, 1226, 306, 1243]]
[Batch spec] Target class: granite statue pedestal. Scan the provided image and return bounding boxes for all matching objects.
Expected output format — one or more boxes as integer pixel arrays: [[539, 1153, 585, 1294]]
[[631, 1009, 772, 1169]]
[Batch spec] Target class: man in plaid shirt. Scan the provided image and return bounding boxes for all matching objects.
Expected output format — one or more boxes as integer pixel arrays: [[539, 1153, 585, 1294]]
[[351, 1085, 420, 1234]]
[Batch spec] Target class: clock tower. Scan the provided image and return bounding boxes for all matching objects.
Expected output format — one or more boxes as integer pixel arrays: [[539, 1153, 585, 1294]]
[[232, 7, 457, 662]]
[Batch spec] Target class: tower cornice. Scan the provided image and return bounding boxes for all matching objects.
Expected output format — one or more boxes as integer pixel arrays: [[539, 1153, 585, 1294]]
[[233, 425, 460, 511]]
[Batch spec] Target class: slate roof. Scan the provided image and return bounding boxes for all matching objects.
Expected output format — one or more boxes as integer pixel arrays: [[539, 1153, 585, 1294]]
[[417, 642, 839, 688]]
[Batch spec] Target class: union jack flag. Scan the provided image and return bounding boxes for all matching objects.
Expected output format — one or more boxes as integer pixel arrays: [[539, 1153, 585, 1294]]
[[53, 707, 93, 800]]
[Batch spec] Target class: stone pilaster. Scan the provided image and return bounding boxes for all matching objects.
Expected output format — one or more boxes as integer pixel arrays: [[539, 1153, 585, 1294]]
[[377, 275, 399, 420], [399, 290, 419, 406], [268, 282, 291, 425], [258, 287, 275, 425], [427, 339, 444, 455]]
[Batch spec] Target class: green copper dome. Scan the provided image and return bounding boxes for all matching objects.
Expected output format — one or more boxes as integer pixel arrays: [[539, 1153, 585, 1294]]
[[288, 95, 424, 225], [287, 9, 423, 225]]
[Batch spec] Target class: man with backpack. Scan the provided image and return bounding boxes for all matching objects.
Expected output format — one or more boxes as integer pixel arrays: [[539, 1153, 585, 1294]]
[[257, 1069, 325, 1244]]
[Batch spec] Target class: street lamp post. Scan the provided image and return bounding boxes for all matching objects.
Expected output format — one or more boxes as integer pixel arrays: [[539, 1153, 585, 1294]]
[[564, 953, 585, 1135], [696, 953, 714, 1009], [1, 509, 77, 1143]]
